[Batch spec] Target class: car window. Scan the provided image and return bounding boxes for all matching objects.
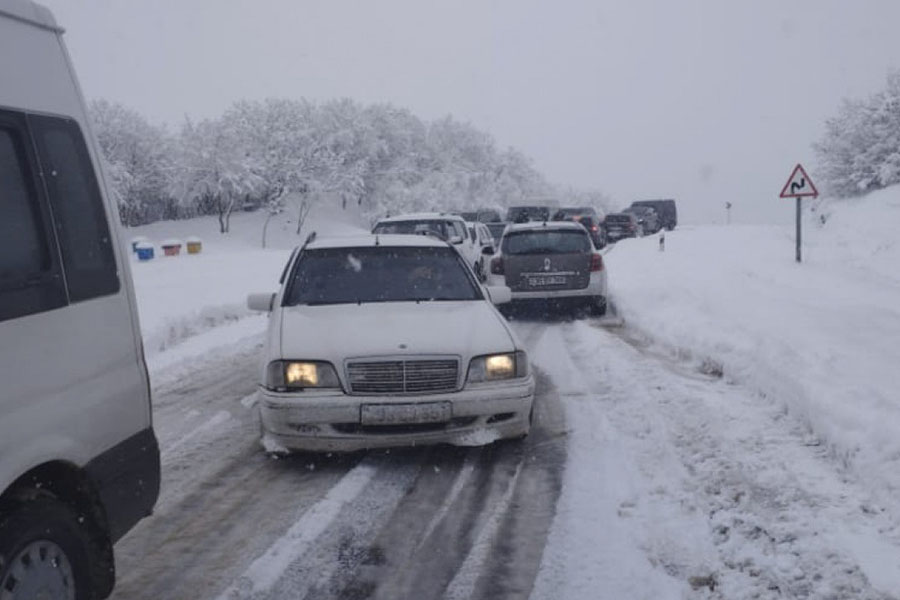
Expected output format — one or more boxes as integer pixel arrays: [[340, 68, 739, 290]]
[[284, 246, 482, 305], [0, 115, 68, 322], [373, 220, 450, 240], [30, 115, 119, 302], [502, 230, 591, 255], [0, 128, 49, 283]]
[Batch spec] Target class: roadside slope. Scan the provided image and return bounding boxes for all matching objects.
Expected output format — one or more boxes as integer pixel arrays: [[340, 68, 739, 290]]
[[603, 191, 900, 515]]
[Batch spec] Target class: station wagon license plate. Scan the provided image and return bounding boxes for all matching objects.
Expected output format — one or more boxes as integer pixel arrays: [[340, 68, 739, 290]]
[[360, 402, 451, 425], [527, 275, 567, 287]]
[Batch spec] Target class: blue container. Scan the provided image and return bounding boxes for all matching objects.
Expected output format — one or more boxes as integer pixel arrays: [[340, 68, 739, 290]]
[[136, 245, 154, 261], [130, 237, 149, 253]]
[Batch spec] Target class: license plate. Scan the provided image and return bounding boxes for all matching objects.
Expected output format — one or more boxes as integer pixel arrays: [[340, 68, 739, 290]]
[[360, 402, 451, 425], [527, 275, 567, 287]]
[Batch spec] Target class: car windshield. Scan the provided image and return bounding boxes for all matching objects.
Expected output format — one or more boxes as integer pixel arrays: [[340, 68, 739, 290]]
[[506, 207, 549, 222], [502, 230, 591, 255], [486, 223, 507, 238], [284, 246, 481, 305], [553, 208, 590, 218], [605, 214, 632, 223], [372, 220, 452, 240]]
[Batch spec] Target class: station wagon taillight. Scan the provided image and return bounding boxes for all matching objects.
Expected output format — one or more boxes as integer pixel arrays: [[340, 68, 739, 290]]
[[591, 254, 604, 272]]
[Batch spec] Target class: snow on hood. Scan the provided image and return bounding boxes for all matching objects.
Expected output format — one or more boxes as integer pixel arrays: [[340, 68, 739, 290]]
[[278, 300, 516, 364]]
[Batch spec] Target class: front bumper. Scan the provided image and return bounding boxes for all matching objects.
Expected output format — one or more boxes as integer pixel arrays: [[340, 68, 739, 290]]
[[258, 376, 535, 452]]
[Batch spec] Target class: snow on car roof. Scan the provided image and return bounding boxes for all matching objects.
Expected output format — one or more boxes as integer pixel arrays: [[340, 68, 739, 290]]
[[505, 221, 585, 232], [305, 233, 449, 250], [375, 212, 465, 223]]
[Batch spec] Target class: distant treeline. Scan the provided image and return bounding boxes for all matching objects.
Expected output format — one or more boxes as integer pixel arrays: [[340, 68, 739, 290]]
[[89, 98, 607, 231], [816, 71, 900, 198]]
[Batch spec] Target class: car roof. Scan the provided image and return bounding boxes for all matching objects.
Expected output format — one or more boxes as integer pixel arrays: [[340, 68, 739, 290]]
[[305, 234, 449, 250], [505, 221, 585, 233], [375, 212, 464, 223], [0, 0, 62, 32]]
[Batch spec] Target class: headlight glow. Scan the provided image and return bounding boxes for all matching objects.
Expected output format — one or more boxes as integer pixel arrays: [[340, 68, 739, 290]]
[[266, 360, 341, 391], [286, 362, 318, 386], [467, 351, 529, 384], [485, 354, 515, 378]]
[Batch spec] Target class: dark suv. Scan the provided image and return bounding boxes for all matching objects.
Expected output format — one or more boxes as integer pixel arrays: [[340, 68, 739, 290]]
[[506, 205, 552, 223], [604, 212, 640, 241], [552, 208, 606, 249], [622, 205, 660, 235], [630, 199, 677, 230]]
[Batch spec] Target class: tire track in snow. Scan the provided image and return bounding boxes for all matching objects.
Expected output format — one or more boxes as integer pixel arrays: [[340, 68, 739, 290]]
[[444, 461, 524, 600], [560, 320, 900, 599], [216, 459, 380, 599], [114, 319, 566, 600]]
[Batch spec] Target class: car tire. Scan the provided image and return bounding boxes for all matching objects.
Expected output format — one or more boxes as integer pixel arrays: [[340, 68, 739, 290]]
[[591, 296, 607, 317], [0, 498, 94, 600]]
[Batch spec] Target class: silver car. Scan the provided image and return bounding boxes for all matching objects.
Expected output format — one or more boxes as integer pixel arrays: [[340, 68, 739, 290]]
[[486, 221, 608, 315]]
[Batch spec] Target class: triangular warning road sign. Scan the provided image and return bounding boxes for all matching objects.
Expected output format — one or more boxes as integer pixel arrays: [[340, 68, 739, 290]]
[[779, 164, 818, 198]]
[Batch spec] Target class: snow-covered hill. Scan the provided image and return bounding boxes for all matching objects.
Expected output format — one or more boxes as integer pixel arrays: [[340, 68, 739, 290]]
[[605, 188, 900, 515]]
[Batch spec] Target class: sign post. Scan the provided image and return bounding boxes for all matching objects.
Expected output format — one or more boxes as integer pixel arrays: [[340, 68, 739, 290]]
[[779, 164, 818, 263]]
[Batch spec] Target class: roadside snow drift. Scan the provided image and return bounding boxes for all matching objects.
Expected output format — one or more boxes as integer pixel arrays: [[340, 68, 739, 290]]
[[604, 188, 900, 511]]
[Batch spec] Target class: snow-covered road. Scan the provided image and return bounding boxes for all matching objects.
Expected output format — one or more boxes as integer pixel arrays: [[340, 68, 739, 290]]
[[110, 322, 568, 600], [108, 313, 900, 600]]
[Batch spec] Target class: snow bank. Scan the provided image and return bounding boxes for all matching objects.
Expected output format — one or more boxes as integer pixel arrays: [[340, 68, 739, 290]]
[[604, 189, 900, 509]]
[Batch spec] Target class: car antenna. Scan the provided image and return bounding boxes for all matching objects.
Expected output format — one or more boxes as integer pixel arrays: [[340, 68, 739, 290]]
[[302, 231, 317, 248]]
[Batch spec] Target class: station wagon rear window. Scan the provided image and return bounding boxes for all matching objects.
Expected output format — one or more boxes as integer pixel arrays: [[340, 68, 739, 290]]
[[502, 230, 591, 255]]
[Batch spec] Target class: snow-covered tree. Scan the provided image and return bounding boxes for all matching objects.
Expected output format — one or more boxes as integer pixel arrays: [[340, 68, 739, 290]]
[[170, 117, 262, 233], [89, 100, 174, 225], [91, 96, 576, 230], [815, 70, 900, 197]]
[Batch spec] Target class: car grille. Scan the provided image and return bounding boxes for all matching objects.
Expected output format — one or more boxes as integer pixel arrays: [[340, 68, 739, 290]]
[[346, 359, 460, 395]]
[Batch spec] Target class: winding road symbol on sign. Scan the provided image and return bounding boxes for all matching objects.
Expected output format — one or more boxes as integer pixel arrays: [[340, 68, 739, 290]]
[[780, 164, 818, 199]]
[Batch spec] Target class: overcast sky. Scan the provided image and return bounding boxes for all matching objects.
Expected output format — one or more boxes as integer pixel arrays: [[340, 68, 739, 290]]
[[41, 0, 900, 224]]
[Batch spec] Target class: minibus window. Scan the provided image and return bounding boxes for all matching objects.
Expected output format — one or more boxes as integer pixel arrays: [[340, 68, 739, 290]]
[[31, 116, 119, 302]]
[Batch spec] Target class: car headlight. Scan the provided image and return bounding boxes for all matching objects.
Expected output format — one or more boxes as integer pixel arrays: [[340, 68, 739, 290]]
[[266, 360, 341, 391], [467, 351, 529, 383]]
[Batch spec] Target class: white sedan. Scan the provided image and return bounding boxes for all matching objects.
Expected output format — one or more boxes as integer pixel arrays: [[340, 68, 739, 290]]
[[247, 234, 535, 453]]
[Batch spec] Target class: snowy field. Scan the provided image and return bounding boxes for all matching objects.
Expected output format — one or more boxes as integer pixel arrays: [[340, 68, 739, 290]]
[[116, 190, 900, 599], [604, 190, 900, 517], [125, 204, 366, 371]]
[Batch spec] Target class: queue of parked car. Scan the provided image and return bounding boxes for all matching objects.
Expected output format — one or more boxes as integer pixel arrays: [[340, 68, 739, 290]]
[[244, 198, 677, 457]]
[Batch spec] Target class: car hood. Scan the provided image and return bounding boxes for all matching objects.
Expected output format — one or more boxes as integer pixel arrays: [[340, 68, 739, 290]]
[[278, 300, 517, 363]]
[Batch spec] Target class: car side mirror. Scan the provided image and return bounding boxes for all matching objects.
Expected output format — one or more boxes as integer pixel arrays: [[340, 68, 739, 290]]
[[481, 245, 495, 255], [485, 285, 512, 305], [247, 292, 276, 312], [449, 235, 463, 244]]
